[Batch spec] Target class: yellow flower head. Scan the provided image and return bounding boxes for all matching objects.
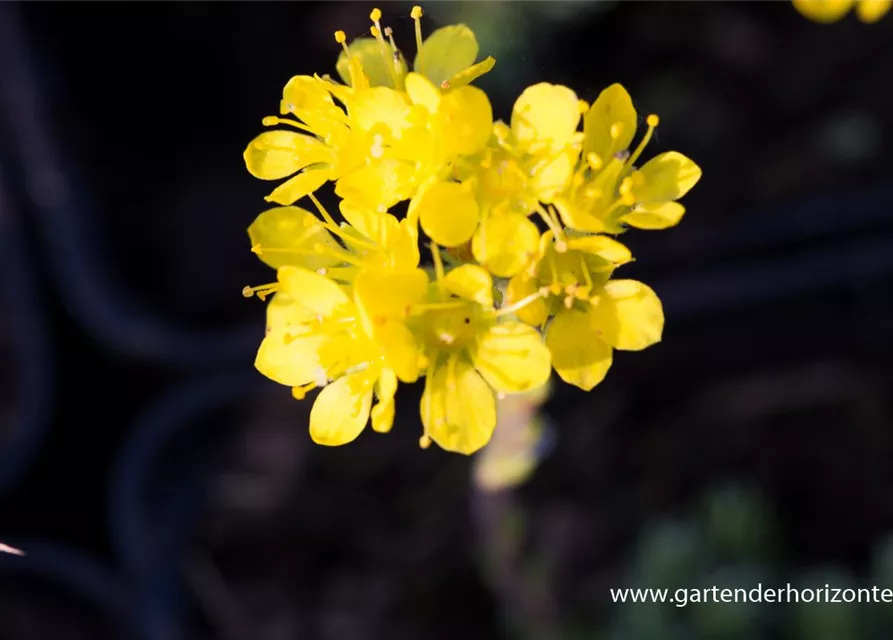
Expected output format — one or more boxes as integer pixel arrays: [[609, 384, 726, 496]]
[[242, 11, 703, 457], [792, 0, 891, 23], [334, 6, 496, 92]]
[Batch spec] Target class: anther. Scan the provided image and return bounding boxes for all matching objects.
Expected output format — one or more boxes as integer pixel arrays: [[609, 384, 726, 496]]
[[646, 113, 660, 127], [578, 99, 590, 114], [419, 434, 432, 449], [587, 152, 603, 171], [370, 25, 381, 37], [370, 8, 382, 21], [563, 296, 574, 309], [610, 122, 624, 140], [412, 6, 425, 74], [334, 30, 347, 44], [262, 116, 279, 126]]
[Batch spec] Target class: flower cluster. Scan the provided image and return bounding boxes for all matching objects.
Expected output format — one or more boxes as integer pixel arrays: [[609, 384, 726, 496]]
[[792, 0, 890, 23], [242, 6, 701, 454]]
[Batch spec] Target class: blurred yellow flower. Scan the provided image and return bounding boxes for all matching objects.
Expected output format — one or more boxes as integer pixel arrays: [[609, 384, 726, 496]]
[[792, 0, 891, 22]]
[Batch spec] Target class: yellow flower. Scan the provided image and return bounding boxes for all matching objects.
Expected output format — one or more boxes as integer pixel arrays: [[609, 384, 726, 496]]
[[452, 83, 587, 278], [253, 266, 399, 444], [551, 83, 701, 234], [336, 74, 493, 210], [246, 193, 420, 290], [353, 248, 551, 454], [473, 381, 553, 492], [334, 6, 496, 92], [243, 75, 365, 206], [792, 0, 890, 23], [505, 231, 662, 391]]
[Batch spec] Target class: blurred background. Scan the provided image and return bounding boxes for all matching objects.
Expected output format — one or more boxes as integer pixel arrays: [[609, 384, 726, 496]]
[[1, 1, 893, 638]]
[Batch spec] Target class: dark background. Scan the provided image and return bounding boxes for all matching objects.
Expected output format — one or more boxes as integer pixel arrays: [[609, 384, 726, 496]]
[[2, 1, 893, 639]]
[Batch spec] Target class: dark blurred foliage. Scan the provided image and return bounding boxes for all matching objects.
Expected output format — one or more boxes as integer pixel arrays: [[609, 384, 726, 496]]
[[1, 1, 893, 639]]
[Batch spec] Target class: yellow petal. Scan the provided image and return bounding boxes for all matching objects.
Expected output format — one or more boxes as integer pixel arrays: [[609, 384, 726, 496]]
[[248, 206, 341, 270], [370, 399, 395, 434], [265, 292, 315, 332], [404, 72, 441, 113], [529, 148, 578, 203], [376, 367, 398, 403], [511, 83, 580, 150], [255, 329, 324, 387], [855, 0, 891, 21], [444, 56, 495, 89], [371, 367, 398, 433], [348, 87, 412, 135], [309, 372, 374, 446], [338, 200, 383, 240], [553, 197, 607, 234], [545, 309, 613, 391], [792, 0, 854, 22], [277, 266, 351, 316], [566, 235, 633, 266], [335, 159, 415, 210], [621, 202, 686, 230], [472, 214, 540, 278], [244, 131, 334, 181], [421, 357, 496, 455], [472, 321, 551, 393], [280, 75, 346, 133], [265, 169, 331, 205], [336, 37, 406, 89], [592, 279, 664, 351], [353, 269, 428, 383], [354, 268, 429, 322], [414, 24, 479, 87], [443, 264, 493, 307], [583, 83, 637, 162], [634, 152, 702, 204], [418, 181, 479, 247], [505, 274, 548, 326], [440, 86, 493, 156]]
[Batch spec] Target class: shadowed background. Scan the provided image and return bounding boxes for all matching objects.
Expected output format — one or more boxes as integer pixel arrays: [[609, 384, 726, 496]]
[[1, 1, 893, 639]]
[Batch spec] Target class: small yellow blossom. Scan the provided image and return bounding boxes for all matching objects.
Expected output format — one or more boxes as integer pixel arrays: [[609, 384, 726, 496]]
[[553, 84, 702, 235], [505, 231, 662, 391], [792, 0, 891, 23], [354, 247, 551, 454], [334, 6, 496, 91], [253, 266, 398, 444]]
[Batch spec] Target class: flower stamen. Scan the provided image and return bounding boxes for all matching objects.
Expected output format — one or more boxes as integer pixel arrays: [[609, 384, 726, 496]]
[[494, 289, 544, 317], [627, 113, 659, 169], [242, 282, 279, 301], [370, 9, 401, 88], [411, 6, 425, 75]]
